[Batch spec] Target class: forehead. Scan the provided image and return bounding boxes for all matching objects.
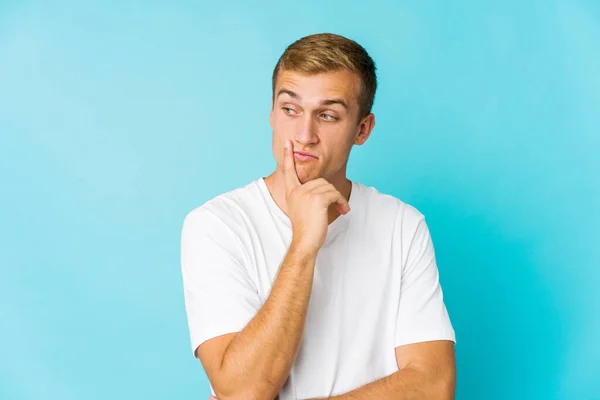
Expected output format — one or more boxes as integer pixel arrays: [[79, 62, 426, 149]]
[[275, 69, 360, 105]]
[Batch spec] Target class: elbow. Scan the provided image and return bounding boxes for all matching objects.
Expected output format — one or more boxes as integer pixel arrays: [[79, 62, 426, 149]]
[[212, 390, 254, 400], [212, 378, 280, 400], [212, 383, 261, 400], [212, 388, 257, 400], [432, 370, 456, 400], [405, 364, 454, 400], [213, 390, 276, 400]]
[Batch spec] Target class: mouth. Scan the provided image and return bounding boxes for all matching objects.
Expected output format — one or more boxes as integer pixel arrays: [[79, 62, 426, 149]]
[[293, 151, 317, 161]]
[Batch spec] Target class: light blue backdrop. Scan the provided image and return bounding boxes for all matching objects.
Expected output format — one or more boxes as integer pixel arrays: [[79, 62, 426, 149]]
[[1, 1, 598, 399]]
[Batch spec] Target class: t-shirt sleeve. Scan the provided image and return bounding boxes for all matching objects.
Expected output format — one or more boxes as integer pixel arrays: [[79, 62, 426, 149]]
[[394, 210, 456, 347], [180, 208, 262, 358]]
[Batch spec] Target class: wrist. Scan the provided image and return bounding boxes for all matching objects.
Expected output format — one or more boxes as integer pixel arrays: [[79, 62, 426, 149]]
[[289, 238, 319, 262]]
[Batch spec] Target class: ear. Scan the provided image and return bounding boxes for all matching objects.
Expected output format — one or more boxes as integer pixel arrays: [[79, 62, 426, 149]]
[[353, 113, 376, 146]]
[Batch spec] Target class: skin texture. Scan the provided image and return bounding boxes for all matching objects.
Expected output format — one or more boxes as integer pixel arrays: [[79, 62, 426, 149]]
[[198, 69, 456, 400]]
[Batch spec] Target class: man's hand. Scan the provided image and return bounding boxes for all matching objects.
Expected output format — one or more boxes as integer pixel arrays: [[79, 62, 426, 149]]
[[283, 140, 350, 256]]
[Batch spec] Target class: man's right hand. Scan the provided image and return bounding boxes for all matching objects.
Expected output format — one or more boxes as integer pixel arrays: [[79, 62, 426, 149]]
[[283, 140, 351, 256]]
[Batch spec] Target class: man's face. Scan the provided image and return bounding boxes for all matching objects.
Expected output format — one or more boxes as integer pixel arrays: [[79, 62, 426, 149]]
[[270, 69, 368, 184]]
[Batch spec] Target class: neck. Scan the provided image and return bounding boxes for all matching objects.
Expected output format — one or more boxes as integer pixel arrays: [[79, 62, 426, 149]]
[[263, 168, 352, 225]]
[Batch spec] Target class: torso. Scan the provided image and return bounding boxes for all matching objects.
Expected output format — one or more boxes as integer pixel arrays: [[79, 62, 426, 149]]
[[205, 178, 408, 398]]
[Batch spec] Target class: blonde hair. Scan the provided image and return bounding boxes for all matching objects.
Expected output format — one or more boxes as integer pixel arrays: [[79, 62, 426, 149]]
[[272, 33, 377, 121]]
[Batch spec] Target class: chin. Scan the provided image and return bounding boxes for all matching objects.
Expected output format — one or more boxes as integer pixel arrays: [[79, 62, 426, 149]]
[[298, 171, 322, 184]]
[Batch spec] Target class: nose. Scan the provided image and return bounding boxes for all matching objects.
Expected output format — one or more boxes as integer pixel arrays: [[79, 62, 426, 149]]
[[293, 115, 319, 146]]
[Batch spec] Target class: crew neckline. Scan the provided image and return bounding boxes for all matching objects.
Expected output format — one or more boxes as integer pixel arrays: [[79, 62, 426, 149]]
[[256, 177, 357, 244]]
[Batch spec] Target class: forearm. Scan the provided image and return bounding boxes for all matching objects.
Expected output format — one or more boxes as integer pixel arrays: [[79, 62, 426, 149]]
[[217, 242, 316, 399], [327, 367, 454, 400]]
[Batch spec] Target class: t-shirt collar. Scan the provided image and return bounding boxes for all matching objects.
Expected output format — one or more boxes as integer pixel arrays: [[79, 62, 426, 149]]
[[256, 177, 356, 244]]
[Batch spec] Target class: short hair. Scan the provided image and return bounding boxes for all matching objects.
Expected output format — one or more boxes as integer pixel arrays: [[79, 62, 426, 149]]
[[272, 33, 377, 121]]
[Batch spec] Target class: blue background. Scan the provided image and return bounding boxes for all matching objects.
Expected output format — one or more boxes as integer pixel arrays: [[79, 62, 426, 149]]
[[1, 1, 598, 399]]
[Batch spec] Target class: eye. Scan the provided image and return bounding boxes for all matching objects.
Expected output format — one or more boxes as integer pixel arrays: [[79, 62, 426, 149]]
[[282, 107, 295, 115], [321, 113, 337, 121]]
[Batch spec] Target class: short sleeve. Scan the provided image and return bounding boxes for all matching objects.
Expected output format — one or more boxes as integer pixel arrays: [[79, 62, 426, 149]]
[[394, 213, 456, 347], [180, 208, 262, 358]]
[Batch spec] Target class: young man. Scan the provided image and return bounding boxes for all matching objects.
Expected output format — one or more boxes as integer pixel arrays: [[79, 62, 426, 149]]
[[181, 33, 456, 400]]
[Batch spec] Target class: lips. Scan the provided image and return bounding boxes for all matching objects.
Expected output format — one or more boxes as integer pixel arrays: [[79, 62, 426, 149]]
[[293, 151, 317, 162], [293, 151, 317, 159], [294, 151, 317, 162]]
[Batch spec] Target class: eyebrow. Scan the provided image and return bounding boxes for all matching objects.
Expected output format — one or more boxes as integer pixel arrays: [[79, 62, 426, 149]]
[[276, 89, 349, 110]]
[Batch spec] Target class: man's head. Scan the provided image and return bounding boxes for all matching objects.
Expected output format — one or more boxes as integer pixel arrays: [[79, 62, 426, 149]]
[[269, 33, 377, 184]]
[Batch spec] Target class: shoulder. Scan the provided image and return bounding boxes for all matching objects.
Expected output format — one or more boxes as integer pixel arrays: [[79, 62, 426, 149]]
[[354, 182, 425, 229], [181, 178, 264, 234]]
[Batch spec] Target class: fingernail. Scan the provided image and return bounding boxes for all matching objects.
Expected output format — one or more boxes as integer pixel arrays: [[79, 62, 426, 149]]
[[284, 140, 290, 149]]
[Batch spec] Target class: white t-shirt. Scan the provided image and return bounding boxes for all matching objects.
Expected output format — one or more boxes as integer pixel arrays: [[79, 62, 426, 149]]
[[180, 177, 455, 399]]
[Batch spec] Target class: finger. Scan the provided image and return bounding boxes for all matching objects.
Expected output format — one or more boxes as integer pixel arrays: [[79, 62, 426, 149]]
[[300, 177, 330, 191], [309, 182, 336, 194], [282, 140, 301, 192], [209, 396, 218, 400], [336, 203, 348, 215], [321, 189, 351, 214], [310, 184, 351, 213]]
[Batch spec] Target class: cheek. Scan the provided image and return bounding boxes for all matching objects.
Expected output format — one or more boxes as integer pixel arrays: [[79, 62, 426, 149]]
[[323, 134, 353, 166], [271, 117, 294, 150], [271, 132, 280, 163], [271, 123, 287, 165]]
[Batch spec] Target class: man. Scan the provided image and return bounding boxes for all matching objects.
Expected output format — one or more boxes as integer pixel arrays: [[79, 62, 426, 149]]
[[180, 32, 456, 400]]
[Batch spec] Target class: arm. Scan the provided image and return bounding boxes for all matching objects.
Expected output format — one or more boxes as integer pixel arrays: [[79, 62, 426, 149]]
[[323, 211, 456, 399], [325, 340, 456, 400], [198, 242, 317, 400], [196, 140, 351, 400]]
